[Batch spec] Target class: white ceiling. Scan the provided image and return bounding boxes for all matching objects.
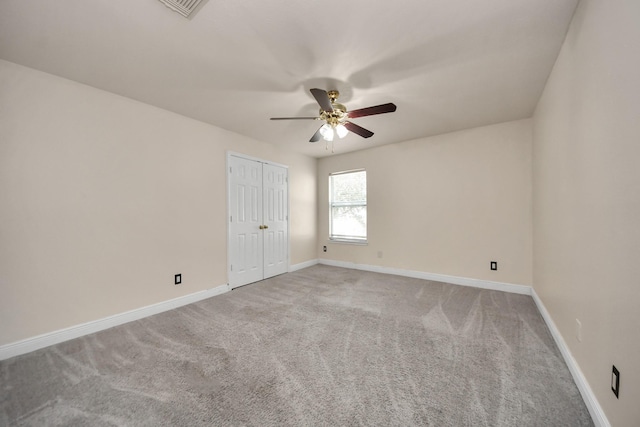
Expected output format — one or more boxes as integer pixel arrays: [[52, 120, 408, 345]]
[[0, 0, 578, 158]]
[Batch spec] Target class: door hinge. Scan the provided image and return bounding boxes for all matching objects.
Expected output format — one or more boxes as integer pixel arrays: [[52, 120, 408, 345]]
[[230, 265, 233, 271], [230, 215, 233, 222], [229, 166, 232, 174]]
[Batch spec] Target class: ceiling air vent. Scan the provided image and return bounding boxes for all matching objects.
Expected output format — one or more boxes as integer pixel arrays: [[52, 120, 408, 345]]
[[157, 0, 205, 18]]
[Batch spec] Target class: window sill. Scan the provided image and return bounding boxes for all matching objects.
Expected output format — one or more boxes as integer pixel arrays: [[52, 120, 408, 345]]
[[328, 238, 368, 246]]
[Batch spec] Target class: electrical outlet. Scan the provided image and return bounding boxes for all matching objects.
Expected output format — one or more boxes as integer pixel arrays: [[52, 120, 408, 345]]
[[576, 319, 582, 342], [490, 261, 497, 271], [323, 246, 327, 253], [175, 274, 181, 285], [612, 365, 620, 398]]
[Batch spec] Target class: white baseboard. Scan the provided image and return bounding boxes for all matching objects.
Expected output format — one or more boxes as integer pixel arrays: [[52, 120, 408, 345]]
[[531, 289, 610, 427], [289, 259, 319, 272], [0, 283, 230, 361], [318, 259, 531, 295]]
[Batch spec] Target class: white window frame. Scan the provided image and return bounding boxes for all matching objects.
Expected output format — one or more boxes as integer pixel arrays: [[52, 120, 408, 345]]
[[329, 169, 367, 244]]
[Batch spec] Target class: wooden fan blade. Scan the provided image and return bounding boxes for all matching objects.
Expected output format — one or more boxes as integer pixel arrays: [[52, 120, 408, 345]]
[[310, 126, 323, 143], [270, 117, 318, 120], [310, 88, 334, 112], [347, 103, 397, 119], [344, 121, 374, 139]]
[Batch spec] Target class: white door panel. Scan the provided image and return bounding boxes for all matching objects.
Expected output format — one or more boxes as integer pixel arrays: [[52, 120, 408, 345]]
[[229, 157, 263, 287], [263, 163, 288, 279]]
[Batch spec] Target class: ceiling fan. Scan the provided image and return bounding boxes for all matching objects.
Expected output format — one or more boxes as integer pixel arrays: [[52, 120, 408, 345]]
[[270, 88, 397, 145]]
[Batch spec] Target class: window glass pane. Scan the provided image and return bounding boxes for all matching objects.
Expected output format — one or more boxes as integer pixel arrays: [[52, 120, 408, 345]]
[[331, 170, 366, 203], [331, 206, 367, 239], [329, 170, 367, 241]]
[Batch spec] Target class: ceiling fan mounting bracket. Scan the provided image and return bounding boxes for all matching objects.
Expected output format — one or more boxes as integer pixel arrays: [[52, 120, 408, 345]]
[[327, 90, 340, 103]]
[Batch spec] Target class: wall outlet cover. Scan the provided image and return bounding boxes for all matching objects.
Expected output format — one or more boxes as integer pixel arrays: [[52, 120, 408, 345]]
[[175, 274, 181, 285]]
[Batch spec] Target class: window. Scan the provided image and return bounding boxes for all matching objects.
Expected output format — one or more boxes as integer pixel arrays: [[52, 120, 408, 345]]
[[329, 170, 367, 243]]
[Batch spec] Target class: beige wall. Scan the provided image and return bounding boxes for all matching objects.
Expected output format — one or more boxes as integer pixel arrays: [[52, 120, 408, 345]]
[[318, 119, 533, 286], [532, 0, 640, 425], [0, 60, 317, 346]]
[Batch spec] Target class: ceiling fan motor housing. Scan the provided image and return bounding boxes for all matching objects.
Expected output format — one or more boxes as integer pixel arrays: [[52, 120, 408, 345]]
[[320, 90, 347, 127]]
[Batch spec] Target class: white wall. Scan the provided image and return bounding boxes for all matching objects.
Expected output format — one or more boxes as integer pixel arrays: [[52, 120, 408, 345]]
[[0, 60, 317, 346], [318, 119, 533, 286], [532, 0, 640, 425]]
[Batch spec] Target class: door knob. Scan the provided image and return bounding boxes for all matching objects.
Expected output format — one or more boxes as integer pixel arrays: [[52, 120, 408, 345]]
[[259, 225, 269, 229]]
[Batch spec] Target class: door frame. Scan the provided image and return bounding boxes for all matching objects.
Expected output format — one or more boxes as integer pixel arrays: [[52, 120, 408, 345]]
[[226, 151, 290, 288]]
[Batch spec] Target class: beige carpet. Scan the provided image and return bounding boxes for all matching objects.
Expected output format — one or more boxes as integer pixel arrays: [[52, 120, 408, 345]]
[[1, 265, 593, 426]]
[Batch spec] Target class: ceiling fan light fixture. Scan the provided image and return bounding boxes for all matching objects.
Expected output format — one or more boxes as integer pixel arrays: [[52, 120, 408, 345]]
[[320, 124, 334, 141], [336, 123, 348, 139]]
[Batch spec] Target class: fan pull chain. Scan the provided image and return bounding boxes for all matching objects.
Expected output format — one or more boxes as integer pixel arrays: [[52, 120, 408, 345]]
[[325, 139, 335, 152]]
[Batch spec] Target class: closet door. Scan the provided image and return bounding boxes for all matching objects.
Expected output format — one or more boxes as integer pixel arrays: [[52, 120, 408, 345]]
[[228, 155, 288, 288], [262, 163, 288, 279], [229, 156, 264, 287]]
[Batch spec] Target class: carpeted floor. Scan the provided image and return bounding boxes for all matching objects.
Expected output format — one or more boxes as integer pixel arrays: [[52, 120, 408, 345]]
[[1, 265, 593, 426]]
